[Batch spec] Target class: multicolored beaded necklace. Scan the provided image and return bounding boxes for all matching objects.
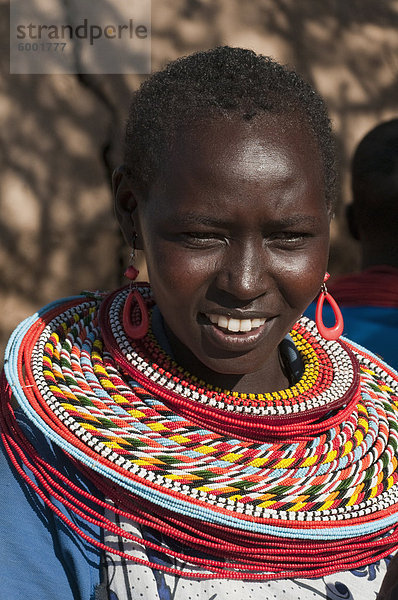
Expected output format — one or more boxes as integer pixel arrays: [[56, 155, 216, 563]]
[[2, 284, 398, 580]]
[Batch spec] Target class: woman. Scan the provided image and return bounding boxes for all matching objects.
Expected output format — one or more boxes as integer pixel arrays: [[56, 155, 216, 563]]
[[1, 47, 398, 600]]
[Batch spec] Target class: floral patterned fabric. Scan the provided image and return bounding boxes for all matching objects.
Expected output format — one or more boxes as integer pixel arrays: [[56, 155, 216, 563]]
[[103, 514, 393, 600]]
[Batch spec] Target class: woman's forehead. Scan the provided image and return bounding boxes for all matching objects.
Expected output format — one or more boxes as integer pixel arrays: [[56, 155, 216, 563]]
[[145, 114, 327, 222], [158, 114, 324, 189]]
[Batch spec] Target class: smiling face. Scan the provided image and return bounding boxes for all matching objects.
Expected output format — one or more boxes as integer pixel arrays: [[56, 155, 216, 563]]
[[119, 113, 330, 392]]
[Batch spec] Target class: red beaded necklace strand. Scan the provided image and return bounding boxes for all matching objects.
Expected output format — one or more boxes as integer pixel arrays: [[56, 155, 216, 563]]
[[2, 288, 398, 579]]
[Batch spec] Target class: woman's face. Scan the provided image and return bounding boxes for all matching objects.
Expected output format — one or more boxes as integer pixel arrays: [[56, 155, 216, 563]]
[[131, 114, 330, 382]]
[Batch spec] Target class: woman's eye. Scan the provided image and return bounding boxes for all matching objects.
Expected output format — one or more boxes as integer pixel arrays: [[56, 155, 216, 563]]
[[267, 232, 309, 247], [181, 232, 226, 247]]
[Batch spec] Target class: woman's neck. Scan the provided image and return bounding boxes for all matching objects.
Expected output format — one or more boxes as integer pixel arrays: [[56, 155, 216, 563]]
[[163, 322, 290, 394]]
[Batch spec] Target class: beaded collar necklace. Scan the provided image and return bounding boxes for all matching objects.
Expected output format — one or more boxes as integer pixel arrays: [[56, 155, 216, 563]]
[[2, 284, 398, 580], [100, 287, 360, 442]]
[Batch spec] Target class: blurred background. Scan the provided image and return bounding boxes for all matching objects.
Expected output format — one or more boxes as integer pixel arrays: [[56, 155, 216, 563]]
[[1, 0, 398, 357]]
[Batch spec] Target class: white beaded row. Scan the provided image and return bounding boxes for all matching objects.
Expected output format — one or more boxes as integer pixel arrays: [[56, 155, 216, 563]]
[[25, 296, 398, 524], [108, 290, 356, 417]]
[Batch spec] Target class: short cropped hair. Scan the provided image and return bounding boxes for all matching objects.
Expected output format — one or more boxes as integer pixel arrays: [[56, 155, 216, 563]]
[[124, 46, 336, 211]]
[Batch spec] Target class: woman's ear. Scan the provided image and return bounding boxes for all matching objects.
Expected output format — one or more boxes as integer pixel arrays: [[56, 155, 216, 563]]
[[113, 166, 143, 248]]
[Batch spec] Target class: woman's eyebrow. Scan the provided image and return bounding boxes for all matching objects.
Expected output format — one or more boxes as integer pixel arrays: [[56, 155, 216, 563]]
[[173, 213, 229, 227], [172, 214, 320, 228], [267, 215, 320, 227]]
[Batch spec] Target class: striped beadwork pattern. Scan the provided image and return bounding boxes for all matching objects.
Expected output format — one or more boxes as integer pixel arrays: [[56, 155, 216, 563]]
[[105, 288, 358, 419], [2, 287, 398, 579]]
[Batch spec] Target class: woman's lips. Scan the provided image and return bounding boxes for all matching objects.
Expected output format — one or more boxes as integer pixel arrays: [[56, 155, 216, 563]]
[[199, 312, 274, 350]]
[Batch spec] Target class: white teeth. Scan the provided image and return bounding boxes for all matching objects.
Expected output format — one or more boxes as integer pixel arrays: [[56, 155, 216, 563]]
[[218, 315, 228, 329], [240, 319, 252, 332], [228, 318, 240, 332], [205, 314, 266, 332]]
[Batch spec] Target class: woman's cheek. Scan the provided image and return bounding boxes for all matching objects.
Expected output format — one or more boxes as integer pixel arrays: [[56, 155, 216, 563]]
[[271, 253, 325, 306], [148, 245, 219, 293]]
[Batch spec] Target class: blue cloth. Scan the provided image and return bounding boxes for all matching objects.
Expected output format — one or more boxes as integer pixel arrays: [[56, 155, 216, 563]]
[[305, 304, 398, 370], [0, 408, 102, 599]]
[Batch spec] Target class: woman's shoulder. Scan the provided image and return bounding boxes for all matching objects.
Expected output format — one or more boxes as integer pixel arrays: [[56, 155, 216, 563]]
[[0, 406, 102, 598]]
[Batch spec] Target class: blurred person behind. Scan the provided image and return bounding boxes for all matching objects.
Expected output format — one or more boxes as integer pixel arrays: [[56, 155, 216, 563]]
[[306, 119, 398, 369]]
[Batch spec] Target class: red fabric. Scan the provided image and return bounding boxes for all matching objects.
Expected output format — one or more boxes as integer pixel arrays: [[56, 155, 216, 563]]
[[328, 265, 398, 308]]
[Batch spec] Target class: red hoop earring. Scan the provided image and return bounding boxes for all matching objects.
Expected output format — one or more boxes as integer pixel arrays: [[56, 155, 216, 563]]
[[122, 240, 149, 340], [315, 273, 344, 341]]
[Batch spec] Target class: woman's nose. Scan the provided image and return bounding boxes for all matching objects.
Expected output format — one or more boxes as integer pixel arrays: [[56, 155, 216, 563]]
[[215, 239, 270, 302]]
